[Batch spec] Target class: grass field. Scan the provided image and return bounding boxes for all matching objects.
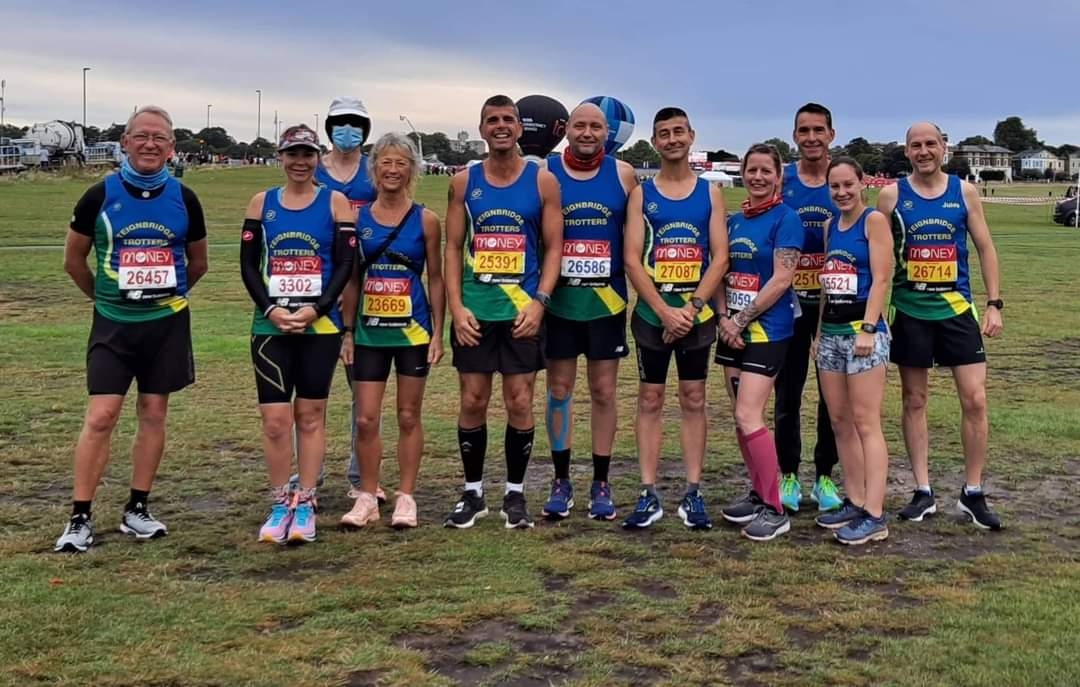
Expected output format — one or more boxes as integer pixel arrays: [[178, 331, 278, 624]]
[[1, 166, 1078, 687]]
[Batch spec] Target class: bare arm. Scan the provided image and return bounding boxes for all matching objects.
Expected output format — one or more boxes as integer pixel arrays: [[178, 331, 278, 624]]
[[615, 159, 640, 196], [696, 184, 730, 306], [622, 185, 668, 316], [875, 183, 898, 217], [422, 208, 446, 344], [733, 248, 799, 329], [185, 239, 208, 288], [63, 230, 95, 300], [443, 173, 469, 315], [962, 181, 1002, 337], [862, 210, 894, 328], [536, 169, 563, 296]]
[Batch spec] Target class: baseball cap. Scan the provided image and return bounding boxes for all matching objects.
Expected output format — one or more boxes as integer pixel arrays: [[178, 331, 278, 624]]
[[278, 124, 321, 152], [326, 96, 370, 120]]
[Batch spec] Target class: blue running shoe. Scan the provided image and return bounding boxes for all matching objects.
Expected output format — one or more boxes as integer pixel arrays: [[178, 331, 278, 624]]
[[835, 513, 889, 546], [815, 499, 864, 530], [780, 474, 802, 512], [621, 490, 663, 529], [541, 479, 574, 520], [677, 490, 713, 530], [811, 476, 843, 512], [588, 481, 617, 521]]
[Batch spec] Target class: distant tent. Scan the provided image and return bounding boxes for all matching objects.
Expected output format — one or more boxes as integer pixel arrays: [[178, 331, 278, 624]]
[[699, 170, 734, 187]]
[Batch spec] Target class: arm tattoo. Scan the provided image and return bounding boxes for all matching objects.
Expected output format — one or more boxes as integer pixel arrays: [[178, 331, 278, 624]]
[[734, 302, 759, 329], [777, 248, 799, 271]]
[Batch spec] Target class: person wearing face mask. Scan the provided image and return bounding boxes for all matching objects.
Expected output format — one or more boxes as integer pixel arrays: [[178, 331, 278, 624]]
[[309, 96, 381, 504]]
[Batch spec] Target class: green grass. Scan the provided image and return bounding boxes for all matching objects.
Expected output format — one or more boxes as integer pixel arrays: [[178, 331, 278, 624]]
[[0, 166, 1078, 686]]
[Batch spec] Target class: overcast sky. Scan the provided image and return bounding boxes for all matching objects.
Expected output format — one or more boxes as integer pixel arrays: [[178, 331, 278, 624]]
[[3, 0, 1080, 151]]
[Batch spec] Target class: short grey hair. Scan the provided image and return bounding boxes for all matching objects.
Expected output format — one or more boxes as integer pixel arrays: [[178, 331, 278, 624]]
[[367, 132, 422, 192], [125, 105, 174, 136]]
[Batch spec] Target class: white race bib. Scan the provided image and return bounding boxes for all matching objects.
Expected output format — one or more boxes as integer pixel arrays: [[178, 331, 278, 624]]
[[118, 248, 176, 291], [268, 256, 323, 298]]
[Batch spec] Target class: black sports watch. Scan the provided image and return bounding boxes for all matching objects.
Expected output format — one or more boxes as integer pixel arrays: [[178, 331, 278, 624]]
[[860, 321, 877, 334], [690, 296, 706, 312], [534, 291, 552, 309], [986, 299, 1004, 310]]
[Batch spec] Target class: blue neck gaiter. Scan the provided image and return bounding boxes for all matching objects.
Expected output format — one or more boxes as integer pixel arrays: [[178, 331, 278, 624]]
[[120, 157, 171, 190]]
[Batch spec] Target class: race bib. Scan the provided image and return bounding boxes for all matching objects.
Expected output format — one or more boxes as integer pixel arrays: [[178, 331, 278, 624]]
[[560, 239, 611, 287], [654, 244, 703, 293], [473, 233, 526, 284], [268, 256, 323, 299], [725, 272, 760, 312], [793, 253, 824, 296], [362, 276, 412, 327], [820, 259, 857, 297], [906, 244, 957, 292], [118, 248, 177, 296]]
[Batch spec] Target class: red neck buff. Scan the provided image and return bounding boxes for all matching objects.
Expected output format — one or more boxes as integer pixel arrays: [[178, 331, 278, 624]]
[[563, 147, 604, 172], [742, 193, 783, 218]]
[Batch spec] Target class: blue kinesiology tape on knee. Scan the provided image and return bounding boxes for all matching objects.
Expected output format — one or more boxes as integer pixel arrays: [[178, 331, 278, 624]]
[[546, 392, 572, 451]]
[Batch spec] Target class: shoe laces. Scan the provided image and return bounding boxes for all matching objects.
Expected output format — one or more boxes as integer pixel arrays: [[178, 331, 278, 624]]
[[817, 476, 837, 493], [683, 491, 706, 514], [634, 493, 656, 512], [592, 482, 611, 500], [551, 480, 572, 500], [267, 502, 291, 525], [68, 515, 88, 534]]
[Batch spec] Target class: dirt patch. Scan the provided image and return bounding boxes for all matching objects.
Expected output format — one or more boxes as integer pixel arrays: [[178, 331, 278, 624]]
[[631, 579, 678, 600], [570, 590, 613, 616], [398, 618, 585, 686], [725, 651, 777, 687], [345, 670, 384, 687], [543, 572, 570, 593], [254, 615, 306, 634]]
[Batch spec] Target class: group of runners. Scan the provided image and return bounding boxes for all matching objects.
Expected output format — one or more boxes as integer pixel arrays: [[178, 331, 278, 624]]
[[54, 95, 1005, 553]]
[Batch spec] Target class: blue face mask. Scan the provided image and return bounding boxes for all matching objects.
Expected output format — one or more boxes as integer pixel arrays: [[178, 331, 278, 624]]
[[332, 125, 364, 152]]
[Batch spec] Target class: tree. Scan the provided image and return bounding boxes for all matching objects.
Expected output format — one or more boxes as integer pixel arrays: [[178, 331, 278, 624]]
[[993, 116, 1041, 152], [763, 138, 795, 162], [194, 127, 236, 153], [0, 124, 27, 140], [100, 123, 125, 142], [250, 137, 275, 158], [844, 137, 883, 175], [958, 135, 993, 147], [880, 142, 911, 177], [618, 139, 660, 168], [84, 125, 101, 144], [945, 156, 972, 179], [707, 149, 740, 162]]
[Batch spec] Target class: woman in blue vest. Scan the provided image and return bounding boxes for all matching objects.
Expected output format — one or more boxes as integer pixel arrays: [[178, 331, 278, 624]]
[[812, 157, 893, 545], [338, 133, 445, 530], [240, 124, 356, 545]]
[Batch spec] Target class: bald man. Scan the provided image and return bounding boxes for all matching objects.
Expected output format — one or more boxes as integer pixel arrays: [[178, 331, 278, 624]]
[[540, 103, 638, 521], [876, 121, 1004, 530]]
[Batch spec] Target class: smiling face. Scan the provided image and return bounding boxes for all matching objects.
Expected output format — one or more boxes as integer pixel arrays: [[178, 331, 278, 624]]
[[651, 115, 694, 163], [742, 152, 781, 202], [905, 122, 946, 175], [479, 104, 522, 153], [279, 148, 319, 184], [827, 161, 864, 212], [566, 104, 608, 159], [373, 146, 413, 194], [121, 112, 175, 174], [793, 111, 834, 163]]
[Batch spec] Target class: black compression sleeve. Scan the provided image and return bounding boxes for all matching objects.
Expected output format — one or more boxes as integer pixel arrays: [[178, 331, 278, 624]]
[[240, 218, 274, 314], [314, 224, 357, 316], [181, 186, 208, 242], [70, 182, 107, 237]]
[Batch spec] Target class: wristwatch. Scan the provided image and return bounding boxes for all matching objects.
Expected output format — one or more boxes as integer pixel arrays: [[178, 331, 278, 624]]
[[860, 322, 877, 334], [986, 299, 1004, 310], [534, 291, 552, 309], [690, 296, 705, 312]]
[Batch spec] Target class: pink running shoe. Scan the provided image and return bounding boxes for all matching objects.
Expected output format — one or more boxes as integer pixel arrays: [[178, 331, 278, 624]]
[[259, 502, 293, 544], [391, 492, 418, 529], [340, 491, 380, 529], [288, 493, 317, 544]]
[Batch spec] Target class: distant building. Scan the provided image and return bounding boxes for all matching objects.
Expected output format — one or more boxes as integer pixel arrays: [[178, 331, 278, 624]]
[[451, 130, 486, 156], [1012, 149, 1065, 178], [950, 144, 1013, 182]]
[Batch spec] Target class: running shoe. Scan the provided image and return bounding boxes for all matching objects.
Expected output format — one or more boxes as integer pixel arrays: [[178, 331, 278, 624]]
[[815, 499, 864, 530], [340, 491, 380, 529], [288, 495, 317, 543], [120, 502, 168, 539], [588, 481, 617, 521], [780, 473, 802, 512], [898, 489, 937, 522], [259, 502, 293, 544], [621, 490, 663, 529], [958, 490, 1002, 531], [444, 489, 489, 529], [741, 507, 791, 542], [54, 514, 94, 553], [811, 475, 843, 512], [501, 491, 534, 529], [721, 491, 764, 524], [391, 492, 418, 529], [541, 479, 574, 520], [347, 485, 387, 506], [677, 490, 713, 530], [835, 514, 889, 545]]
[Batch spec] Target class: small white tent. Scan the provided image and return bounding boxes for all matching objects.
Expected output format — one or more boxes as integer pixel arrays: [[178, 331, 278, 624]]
[[699, 170, 734, 187]]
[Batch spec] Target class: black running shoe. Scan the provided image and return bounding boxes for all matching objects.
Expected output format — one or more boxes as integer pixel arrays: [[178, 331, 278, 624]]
[[501, 491, 534, 529], [898, 489, 937, 522], [957, 490, 1002, 531], [721, 491, 764, 524], [443, 489, 489, 529]]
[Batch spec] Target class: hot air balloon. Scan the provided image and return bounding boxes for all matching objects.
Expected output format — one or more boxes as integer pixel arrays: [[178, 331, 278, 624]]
[[516, 94, 568, 160], [581, 96, 635, 155]]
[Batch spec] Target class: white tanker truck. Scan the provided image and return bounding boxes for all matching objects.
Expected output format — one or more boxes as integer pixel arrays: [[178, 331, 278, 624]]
[[11, 120, 87, 166]]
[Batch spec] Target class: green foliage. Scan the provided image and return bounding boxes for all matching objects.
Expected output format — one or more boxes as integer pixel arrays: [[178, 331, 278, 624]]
[[0, 123, 27, 140], [763, 137, 795, 162], [979, 169, 1006, 182], [958, 135, 994, 146], [994, 116, 1041, 152], [945, 155, 972, 178], [617, 139, 660, 167]]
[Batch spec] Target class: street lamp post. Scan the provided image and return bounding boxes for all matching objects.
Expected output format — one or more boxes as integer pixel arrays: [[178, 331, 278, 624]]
[[256, 89, 261, 141], [1, 79, 6, 128], [399, 114, 423, 164], [82, 67, 91, 129], [207, 104, 212, 130]]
